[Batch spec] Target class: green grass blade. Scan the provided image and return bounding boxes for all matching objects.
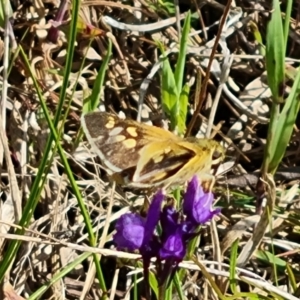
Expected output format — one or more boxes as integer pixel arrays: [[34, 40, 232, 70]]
[[0, 0, 13, 28], [0, 45, 107, 293], [265, 0, 285, 103], [75, 38, 112, 148], [159, 44, 179, 129], [174, 10, 191, 135], [158, 11, 191, 133], [53, 1, 79, 126], [255, 250, 286, 271], [229, 239, 239, 294], [83, 39, 112, 113], [149, 269, 159, 299], [174, 11, 190, 93], [177, 84, 189, 134], [0, 0, 80, 277], [286, 263, 297, 293], [283, 0, 293, 48], [262, 0, 299, 175], [133, 265, 138, 300], [268, 69, 300, 173], [173, 272, 184, 300], [52, 1, 107, 292], [0, 1, 107, 296], [28, 252, 91, 299], [165, 280, 173, 300]]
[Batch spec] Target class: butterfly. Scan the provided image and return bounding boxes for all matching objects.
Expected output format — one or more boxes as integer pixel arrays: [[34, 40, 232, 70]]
[[81, 111, 225, 190]]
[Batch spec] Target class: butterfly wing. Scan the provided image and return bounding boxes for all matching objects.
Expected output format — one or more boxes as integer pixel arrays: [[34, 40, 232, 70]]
[[81, 112, 181, 173], [132, 141, 195, 186]]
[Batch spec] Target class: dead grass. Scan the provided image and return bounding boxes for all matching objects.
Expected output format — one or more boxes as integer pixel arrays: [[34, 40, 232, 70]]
[[1, 0, 300, 299]]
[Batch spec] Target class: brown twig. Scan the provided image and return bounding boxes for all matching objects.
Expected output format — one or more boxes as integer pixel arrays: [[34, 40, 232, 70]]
[[185, 0, 233, 137]]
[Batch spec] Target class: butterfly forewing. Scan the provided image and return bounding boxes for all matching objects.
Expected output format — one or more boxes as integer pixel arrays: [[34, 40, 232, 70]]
[[81, 112, 180, 172]]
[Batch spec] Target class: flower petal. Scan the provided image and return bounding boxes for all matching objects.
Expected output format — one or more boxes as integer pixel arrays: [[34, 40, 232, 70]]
[[183, 176, 203, 216], [183, 176, 220, 225], [114, 213, 145, 250], [160, 205, 179, 237], [143, 190, 164, 244], [192, 192, 221, 224], [159, 228, 186, 261]]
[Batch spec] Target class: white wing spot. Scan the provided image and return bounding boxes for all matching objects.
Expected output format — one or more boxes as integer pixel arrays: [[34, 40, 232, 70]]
[[107, 135, 126, 143], [109, 126, 123, 136]]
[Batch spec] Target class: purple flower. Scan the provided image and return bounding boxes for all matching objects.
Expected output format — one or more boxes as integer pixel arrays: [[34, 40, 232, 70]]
[[159, 206, 186, 261], [156, 205, 187, 287], [183, 176, 221, 226], [113, 190, 164, 257], [114, 190, 165, 298]]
